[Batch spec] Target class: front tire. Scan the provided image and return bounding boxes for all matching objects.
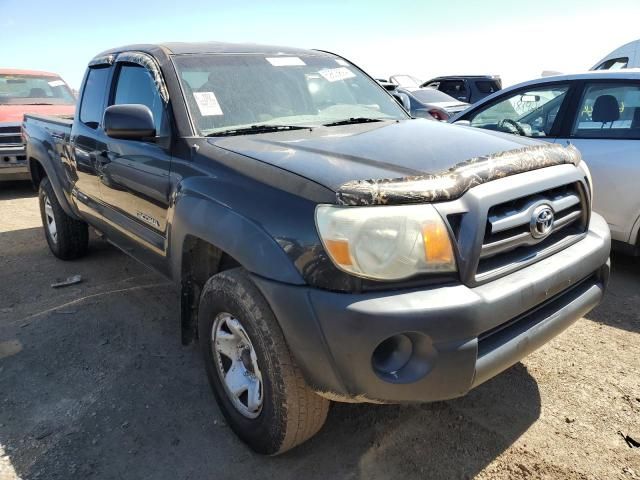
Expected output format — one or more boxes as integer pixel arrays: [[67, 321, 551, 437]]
[[38, 177, 89, 260], [198, 268, 329, 455]]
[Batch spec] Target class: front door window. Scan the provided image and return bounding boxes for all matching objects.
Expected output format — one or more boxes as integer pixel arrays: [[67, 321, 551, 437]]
[[469, 85, 569, 137]]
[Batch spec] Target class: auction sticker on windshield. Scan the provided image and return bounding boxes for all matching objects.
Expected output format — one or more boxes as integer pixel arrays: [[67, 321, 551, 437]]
[[47, 80, 66, 87], [193, 91, 224, 116], [266, 57, 306, 66], [319, 67, 356, 82]]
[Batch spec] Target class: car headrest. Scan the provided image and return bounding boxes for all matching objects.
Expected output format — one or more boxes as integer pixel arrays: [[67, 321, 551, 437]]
[[29, 88, 47, 98], [592, 94, 620, 123]]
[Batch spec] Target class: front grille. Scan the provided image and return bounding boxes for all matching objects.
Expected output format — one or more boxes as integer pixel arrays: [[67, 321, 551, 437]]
[[0, 125, 22, 146], [475, 182, 588, 280]]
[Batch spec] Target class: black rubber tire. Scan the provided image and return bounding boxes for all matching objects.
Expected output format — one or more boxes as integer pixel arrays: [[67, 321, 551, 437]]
[[198, 268, 330, 455], [38, 177, 89, 260]]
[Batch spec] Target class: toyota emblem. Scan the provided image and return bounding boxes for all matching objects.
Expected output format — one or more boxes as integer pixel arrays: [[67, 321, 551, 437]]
[[530, 204, 554, 239]]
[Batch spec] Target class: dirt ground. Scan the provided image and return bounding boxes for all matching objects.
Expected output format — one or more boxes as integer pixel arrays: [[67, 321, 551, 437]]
[[0, 181, 638, 480]]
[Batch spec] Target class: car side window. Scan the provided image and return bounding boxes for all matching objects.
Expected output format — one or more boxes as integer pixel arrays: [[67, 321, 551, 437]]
[[79, 66, 111, 129], [439, 80, 467, 101], [111, 64, 167, 136], [594, 57, 629, 70], [468, 85, 569, 137], [572, 82, 640, 139]]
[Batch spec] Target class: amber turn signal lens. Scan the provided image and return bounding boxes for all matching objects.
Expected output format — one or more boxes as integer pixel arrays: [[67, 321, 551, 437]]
[[422, 222, 455, 265], [324, 239, 352, 266]]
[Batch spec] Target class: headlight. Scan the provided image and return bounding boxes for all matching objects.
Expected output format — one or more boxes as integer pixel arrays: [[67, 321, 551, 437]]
[[315, 204, 457, 281]]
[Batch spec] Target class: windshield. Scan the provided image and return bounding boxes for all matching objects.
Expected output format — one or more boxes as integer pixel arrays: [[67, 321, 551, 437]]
[[410, 88, 459, 104], [0, 74, 75, 105], [171, 54, 408, 135], [390, 75, 422, 88]]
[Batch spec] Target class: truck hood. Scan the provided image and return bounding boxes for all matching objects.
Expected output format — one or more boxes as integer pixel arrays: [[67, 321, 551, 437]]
[[209, 119, 581, 204], [0, 104, 75, 123]]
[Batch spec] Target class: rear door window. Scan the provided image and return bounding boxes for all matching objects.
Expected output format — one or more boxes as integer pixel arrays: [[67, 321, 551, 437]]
[[438, 80, 467, 101], [475, 80, 500, 94], [572, 82, 640, 139], [79, 66, 111, 128]]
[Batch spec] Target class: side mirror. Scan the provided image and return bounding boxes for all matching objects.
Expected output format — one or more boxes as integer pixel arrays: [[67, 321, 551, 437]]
[[413, 108, 436, 120], [392, 92, 411, 111], [104, 104, 156, 140], [453, 119, 471, 126]]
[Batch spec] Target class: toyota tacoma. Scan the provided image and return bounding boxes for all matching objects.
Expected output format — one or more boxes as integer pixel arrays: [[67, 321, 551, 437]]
[[22, 42, 610, 455]]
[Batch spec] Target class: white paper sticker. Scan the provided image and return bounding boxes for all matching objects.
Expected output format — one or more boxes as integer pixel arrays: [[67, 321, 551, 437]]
[[193, 91, 224, 116], [47, 80, 65, 87], [318, 67, 356, 83], [335, 59, 349, 66], [266, 57, 306, 66]]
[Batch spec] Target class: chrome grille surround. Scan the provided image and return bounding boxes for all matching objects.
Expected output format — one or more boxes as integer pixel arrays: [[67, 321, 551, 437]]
[[433, 164, 591, 287], [0, 124, 22, 147]]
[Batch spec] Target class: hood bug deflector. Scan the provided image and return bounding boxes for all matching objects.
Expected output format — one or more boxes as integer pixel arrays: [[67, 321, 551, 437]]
[[335, 144, 582, 206]]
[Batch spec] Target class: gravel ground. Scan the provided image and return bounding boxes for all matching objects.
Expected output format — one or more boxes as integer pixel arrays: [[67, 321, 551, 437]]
[[0, 181, 638, 480]]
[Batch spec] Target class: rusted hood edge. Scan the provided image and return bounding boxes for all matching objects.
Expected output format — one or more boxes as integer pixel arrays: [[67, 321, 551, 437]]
[[335, 144, 582, 206]]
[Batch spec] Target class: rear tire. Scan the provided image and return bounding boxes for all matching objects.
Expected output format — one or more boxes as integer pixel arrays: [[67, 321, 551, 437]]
[[198, 268, 329, 455], [38, 177, 89, 260]]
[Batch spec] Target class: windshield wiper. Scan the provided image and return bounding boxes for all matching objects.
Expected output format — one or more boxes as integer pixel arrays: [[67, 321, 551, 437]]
[[323, 117, 384, 127], [206, 124, 309, 137]]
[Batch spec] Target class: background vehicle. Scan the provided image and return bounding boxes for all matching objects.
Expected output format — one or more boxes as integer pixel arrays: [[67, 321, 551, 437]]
[[0, 69, 75, 181], [376, 78, 397, 91], [389, 74, 423, 88], [450, 70, 640, 254], [23, 42, 609, 456], [592, 39, 640, 70], [398, 87, 469, 120], [421, 75, 502, 103]]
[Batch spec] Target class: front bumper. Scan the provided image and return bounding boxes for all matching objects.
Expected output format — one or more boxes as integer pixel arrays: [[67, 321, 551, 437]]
[[252, 213, 611, 403], [0, 145, 29, 181]]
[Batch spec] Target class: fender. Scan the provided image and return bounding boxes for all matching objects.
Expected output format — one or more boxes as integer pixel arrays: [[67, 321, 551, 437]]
[[24, 127, 80, 220], [168, 185, 305, 286], [630, 213, 640, 247]]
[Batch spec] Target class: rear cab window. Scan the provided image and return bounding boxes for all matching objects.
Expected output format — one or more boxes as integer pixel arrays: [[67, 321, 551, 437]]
[[572, 82, 640, 139], [79, 67, 111, 128]]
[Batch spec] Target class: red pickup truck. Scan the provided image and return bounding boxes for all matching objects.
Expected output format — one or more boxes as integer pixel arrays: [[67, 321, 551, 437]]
[[0, 69, 75, 181]]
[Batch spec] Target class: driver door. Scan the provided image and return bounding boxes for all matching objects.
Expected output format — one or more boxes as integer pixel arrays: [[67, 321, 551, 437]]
[[462, 83, 572, 140]]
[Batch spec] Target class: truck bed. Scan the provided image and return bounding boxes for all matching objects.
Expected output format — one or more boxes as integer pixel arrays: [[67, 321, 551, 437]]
[[23, 113, 74, 130]]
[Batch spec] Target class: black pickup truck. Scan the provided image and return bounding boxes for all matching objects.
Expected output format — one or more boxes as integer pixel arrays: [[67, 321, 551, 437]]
[[23, 42, 611, 455]]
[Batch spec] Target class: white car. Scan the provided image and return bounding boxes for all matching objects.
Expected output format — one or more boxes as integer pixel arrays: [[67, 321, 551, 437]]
[[592, 39, 640, 70], [450, 70, 640, 254]]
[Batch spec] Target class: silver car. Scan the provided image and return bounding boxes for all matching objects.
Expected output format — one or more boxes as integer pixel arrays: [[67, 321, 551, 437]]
[[450, 70, 640, 254]]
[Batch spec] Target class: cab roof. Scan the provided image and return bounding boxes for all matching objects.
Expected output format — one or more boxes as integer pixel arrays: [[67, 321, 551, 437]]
[[93, 41, 328, 62], [0, 68, 61, 77]]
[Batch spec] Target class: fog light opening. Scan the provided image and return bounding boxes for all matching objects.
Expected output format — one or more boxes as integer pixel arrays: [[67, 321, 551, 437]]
[[371, 332, 437, 384], [372, 334, 413, 377]]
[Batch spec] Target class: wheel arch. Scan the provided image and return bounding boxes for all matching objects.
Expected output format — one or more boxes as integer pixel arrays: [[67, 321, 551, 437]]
[[172, 194, 305, 344], [25, 139, 80, 219], [630, 212, 640, 249]]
